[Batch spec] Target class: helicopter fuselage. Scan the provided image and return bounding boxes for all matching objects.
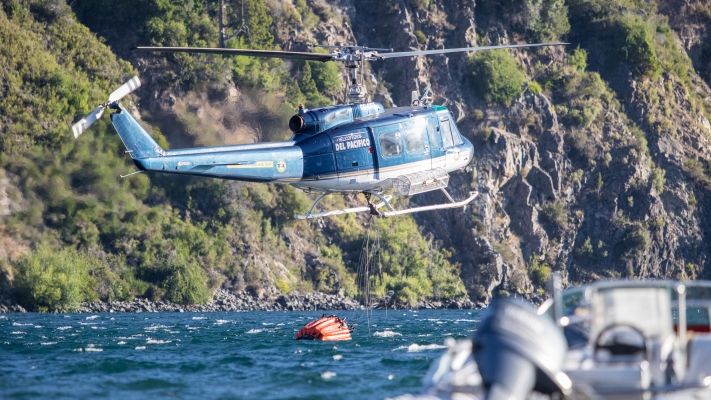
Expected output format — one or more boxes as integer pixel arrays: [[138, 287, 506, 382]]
[[115, 103, 473, 194]]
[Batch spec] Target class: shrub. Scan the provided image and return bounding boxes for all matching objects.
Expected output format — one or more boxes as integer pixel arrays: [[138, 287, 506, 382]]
[[275, 279, 291, 294], [539, 201, 567, 235], [528, 81, 543, 95], [689, 190, 698, 208], [651, 166, 666, 194], [576, 237, 594, 259], [309, 59, 342, 94], [407, 0, 430, 11], [469, 49, 525, 106], [472, 125, 493, 145], [610, 15, 661, 79], [527, 0, 570, 42], [616, 223, 650, 261], [569, 46, 588, 71], [529, 255, 551, 286], [559, 99, 602, 127], [414, 30, 427, 45], [368, 217, 466, 303], [683, 158, 711, 188], [160, 258, 211, 304], [13, 247, 98, 312]]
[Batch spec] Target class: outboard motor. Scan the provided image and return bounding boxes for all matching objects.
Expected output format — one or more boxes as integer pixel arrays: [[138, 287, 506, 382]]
[[473, 297, 571, 400]]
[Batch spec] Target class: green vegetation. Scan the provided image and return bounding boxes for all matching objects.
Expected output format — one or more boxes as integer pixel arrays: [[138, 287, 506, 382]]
[[72, 0, 339, 108], [683, 158, 711, 189], [0, 0, 467, 311], [610, 15, 661, 79], [575, 237, 608, 264], [689, 190, 698, 208], [13, 247, 98, 312], [527, 0, 570, 42], [4, 0, 710, 310], [615, 222, 650, 261], [528, 255, 551, 286], [160, 257, 212, 304], [478, 0, 569, 41], [528, 81, 543, 95], [469, 49, 525, 106], [539, 201, 567, 235], [407, 0, 430, 11], [414, 30, 427, 45], [555, 71, 612, 128], [651, 167, 666, 194], [368, 218, 467, 306], [569, 47, 588, 71]]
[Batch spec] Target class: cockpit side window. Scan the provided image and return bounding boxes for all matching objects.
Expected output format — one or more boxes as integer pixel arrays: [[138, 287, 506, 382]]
[[440, 118, 454, 148]]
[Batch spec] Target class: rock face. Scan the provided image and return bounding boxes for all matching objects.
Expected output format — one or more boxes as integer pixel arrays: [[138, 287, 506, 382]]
[[6, 0, 711, 312], [337, 0, 711, 303]]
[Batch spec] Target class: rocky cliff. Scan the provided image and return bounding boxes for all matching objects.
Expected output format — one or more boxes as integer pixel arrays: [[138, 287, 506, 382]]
[[336, 0, 711, 302], [2, 0, 711, 310]]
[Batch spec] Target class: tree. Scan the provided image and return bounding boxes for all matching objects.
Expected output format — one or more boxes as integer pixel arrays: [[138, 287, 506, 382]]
[[298, 62, 326, 106], [469, 49, 525, 106], [239, 0, 274, 49], [529, 255, 551, 286], [611, 15, 661, 79], [160, 257, 212, 304], [13, 247, 97, 312]]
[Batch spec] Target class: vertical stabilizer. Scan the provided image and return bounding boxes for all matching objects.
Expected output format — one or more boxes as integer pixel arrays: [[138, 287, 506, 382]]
[[110, 106, 163, 159]]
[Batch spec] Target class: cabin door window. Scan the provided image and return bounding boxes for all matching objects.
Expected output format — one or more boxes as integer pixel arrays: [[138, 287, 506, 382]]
[[403, 125, 425, 152], [373, 123, 405, 173], [401, 118, 432, 170], [379, 131, 402, 158], [427, 116, 446, 169]]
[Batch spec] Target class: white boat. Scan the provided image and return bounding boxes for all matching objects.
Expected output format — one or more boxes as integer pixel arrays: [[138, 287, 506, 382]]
[[391, 280, 711, 400]]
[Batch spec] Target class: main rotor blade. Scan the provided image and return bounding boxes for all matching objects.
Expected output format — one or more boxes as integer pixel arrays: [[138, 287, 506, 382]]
[[108, 76, 141, 103], [131, 47, 334, 62], [376, 42, 568, 59], [71, 106, 105, 138]]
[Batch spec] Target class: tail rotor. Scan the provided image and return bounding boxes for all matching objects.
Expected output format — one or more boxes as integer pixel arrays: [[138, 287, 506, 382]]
[[71, 76, 141, 138]]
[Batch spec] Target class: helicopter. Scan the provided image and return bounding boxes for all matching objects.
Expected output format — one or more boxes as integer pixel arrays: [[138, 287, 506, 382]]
[[71, 42, 565, 219]]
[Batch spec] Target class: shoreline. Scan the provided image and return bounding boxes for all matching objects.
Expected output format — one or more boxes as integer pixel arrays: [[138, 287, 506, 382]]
[[0, 289, 484, 313]]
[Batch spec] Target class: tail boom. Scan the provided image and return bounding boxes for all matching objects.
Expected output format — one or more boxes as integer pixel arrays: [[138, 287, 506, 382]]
[[111, 106, 303, 183]]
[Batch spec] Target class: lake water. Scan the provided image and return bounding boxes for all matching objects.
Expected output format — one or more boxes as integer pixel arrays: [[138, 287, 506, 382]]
[[0, 309, 481, 399]]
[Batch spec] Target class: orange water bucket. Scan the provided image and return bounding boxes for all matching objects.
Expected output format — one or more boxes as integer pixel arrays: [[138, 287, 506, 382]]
[[295, 314, 353, 341]]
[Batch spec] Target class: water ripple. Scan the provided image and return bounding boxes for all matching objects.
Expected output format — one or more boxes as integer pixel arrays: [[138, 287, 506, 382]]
[[0, 309, 479, 399]]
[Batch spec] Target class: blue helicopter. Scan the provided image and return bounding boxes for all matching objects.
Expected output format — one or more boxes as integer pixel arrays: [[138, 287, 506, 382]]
[[71, 42, 564, 219]]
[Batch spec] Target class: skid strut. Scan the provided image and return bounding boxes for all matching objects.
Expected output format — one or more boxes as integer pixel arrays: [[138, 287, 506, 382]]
[[294, 189, 478, 220]]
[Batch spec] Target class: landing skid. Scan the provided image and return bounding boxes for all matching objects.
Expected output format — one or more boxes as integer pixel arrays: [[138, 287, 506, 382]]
[[294, 189, 478, 220]]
